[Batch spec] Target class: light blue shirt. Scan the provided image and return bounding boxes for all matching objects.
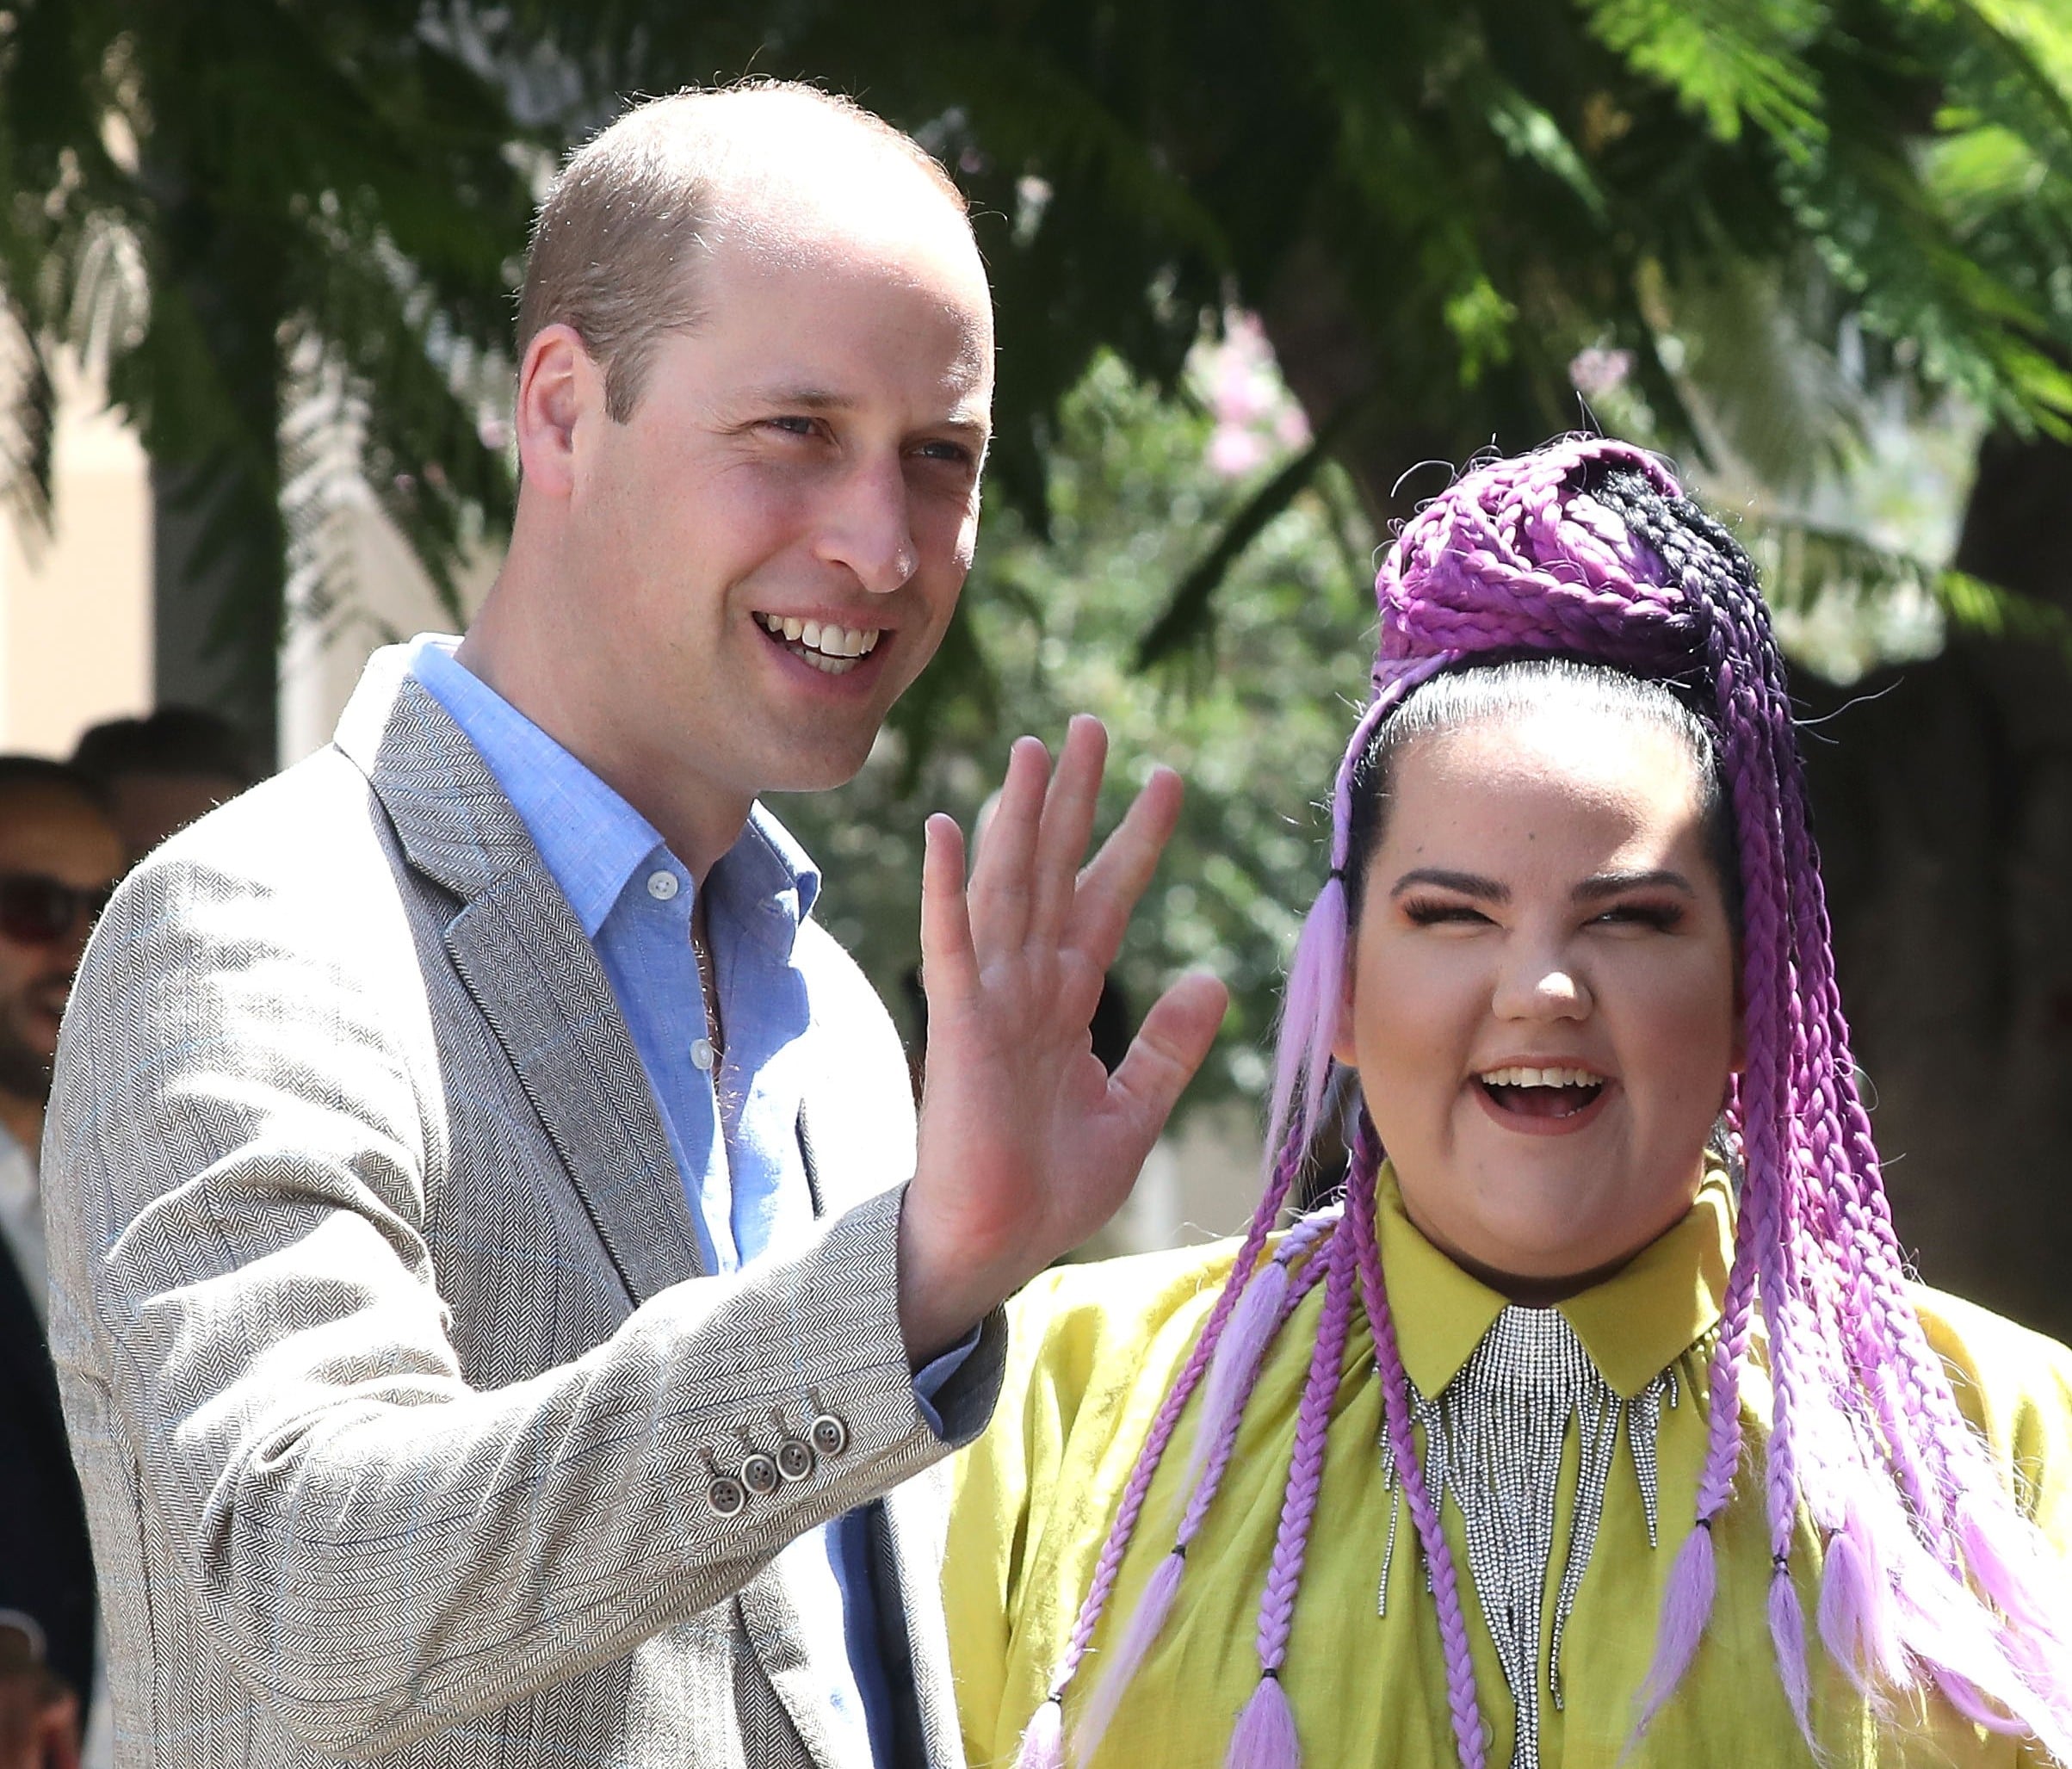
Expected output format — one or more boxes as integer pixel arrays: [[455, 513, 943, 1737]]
[[411, 636, 917, 1764]]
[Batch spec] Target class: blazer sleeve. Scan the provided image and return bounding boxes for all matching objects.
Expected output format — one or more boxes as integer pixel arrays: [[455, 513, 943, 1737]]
[[44, 837, 1005, 1757]]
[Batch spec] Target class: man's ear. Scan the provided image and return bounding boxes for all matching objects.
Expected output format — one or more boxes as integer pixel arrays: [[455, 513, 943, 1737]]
[[514, 323, 604, 499]]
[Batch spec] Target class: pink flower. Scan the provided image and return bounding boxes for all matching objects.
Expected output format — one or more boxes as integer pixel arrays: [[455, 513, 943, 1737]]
[[1208, 425, 1271, 478], [1568, 347, 1635, 398]]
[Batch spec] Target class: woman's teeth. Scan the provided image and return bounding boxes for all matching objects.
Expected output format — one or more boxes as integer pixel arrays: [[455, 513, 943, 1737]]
[[1477, 1066, 1601, 1090], [1476, 1066, 1606, 1120], [755, 612, 882, 675]]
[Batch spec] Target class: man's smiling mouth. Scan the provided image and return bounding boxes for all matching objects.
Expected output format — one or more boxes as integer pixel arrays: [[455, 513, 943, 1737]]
[[1475, 1066, 1606, 1119], [755, 612, 883, 676]]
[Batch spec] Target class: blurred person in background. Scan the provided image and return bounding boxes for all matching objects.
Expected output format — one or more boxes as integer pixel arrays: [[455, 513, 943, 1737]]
[[0, 758, 122, 1769], [70, 708, 255, 865]]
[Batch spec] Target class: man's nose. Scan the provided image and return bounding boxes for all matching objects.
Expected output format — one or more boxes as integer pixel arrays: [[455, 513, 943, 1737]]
[[815, 455, 918, 595]]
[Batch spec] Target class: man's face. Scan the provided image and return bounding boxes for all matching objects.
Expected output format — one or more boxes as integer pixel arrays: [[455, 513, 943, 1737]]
[[560, 191, 994, 808], [0, 787, 124, 1104]]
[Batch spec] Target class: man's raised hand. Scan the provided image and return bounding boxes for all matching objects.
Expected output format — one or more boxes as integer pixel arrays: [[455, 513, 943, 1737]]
[[897, 716, 1228, 1359]]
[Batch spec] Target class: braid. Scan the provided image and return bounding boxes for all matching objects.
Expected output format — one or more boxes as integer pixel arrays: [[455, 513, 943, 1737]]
[[1008, 1130, 1312, 1766], [1346, 1116, 1489, 1769], [1223, 1228, 1359, 1768], [1583, 455, 2072, 1751], [1071, 1207, 1341, 1765]]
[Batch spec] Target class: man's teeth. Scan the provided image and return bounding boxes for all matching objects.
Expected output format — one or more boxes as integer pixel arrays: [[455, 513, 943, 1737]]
[[755, 611, 882, 670], [1477, 1066, 1603, 1089]]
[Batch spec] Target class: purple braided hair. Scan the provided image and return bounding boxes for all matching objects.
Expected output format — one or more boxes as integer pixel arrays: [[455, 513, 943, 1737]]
[[1014, 1132, 1319, 1767], [1346, 1114, 1490, 1769], [1015, 435, 2072, 1768], [1071, 1208, 1342, 1765], [1226, 1224, 1358, 1767]]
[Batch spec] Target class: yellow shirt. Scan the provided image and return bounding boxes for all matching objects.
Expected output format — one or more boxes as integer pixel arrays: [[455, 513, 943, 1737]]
[[945, 1172, 2072, 1768]]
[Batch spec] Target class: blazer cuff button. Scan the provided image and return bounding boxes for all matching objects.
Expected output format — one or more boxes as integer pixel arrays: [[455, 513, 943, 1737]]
[[739, 1452, 781, 1497], [776, 1438, 816, 1481], [810, 1412, 849, 1457], [706, 1474, 747, 1518]]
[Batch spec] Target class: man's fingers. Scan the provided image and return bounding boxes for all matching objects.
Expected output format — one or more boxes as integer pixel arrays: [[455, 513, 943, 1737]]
[[967, 736, 1048, 951], [1106, 970, 1228, 1139], [1029, 715, 1108, 943], [918, 813, 980, 1007], [1071, 765, 1185, 974]]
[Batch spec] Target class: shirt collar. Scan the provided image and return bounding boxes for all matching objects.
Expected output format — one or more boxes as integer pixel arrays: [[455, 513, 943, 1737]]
[[1375, 1162, 1732, 1401], [409, 635, 820, 935], [736, 803, 821, 923]]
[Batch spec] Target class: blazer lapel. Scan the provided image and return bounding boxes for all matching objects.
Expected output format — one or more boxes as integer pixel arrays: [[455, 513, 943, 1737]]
[[336, 648, 702, 1305], [444, 878, 704, 1302]]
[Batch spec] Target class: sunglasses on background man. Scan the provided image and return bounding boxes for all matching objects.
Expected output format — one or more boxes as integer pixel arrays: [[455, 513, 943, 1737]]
[[0, 873, 116, 947]]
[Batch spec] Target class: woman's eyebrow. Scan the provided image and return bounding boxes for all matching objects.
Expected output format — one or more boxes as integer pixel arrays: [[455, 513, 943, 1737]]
[[1389, 867, 1507, 902], [1573, 868, 1697, 902]]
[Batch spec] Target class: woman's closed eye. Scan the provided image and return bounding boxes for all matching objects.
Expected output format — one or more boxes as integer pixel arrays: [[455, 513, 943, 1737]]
[[1588, 900, 1685, 932], [1401, 898, 1494, 929]]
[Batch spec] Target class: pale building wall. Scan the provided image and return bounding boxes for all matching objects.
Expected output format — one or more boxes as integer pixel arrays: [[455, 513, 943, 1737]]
[[0, 345, 499, 768], [276, 490, 499, 766], [0, 352, 153, 756]]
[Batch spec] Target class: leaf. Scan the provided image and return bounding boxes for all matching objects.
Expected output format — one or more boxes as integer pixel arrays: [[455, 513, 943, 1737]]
[[1577, 0, 1828, 152], [1134, 400, 1364, 670], [0, 306, 55, 538], [1753, 515, 2072, 677], [1474, 71, 1611, 220]]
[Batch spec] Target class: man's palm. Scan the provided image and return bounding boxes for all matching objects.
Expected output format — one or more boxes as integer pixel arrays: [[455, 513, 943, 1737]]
[[899, 718, 1227, 1356]]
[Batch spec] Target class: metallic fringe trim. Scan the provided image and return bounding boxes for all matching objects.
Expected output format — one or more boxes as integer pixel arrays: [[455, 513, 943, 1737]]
[[1377, 1308, 1699, 1769]]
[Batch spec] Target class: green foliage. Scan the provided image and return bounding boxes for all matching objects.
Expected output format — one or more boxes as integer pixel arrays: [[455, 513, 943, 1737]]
[[0, 0, 533, 726], [13, 0, 2072, 738], [484, 0, 2072, 659], [771, 351, 1375, 1111], [1575, 0, 1828, 148], [1742, 515, 2058, 678]]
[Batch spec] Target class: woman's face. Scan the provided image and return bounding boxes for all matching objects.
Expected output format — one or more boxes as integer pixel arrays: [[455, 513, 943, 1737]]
[[1333, 705, 1741, 1299]]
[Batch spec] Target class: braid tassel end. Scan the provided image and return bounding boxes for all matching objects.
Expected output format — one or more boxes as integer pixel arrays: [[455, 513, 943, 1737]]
[[1226, 1672, 1300, 1769], [1016, 1696, 1066, 1769]]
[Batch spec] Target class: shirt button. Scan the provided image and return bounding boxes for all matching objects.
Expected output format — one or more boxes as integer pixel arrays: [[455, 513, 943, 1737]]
[[646, 869, 680, 900], [690, 1037, 715, 1072]]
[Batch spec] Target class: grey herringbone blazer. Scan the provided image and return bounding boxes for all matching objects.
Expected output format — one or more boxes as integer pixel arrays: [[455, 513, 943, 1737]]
[[43, 647, 1002, 1768]]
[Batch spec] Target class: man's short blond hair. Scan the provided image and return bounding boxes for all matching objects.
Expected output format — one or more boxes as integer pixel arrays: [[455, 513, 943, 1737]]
[[516, 82, 968, 422]]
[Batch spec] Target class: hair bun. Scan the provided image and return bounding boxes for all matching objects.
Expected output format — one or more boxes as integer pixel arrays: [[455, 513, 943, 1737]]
[[1375, 436, 1703, 684]]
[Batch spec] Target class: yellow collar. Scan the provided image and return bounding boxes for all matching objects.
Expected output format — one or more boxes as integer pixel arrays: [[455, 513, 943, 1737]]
[[1374, 1165, 1733, 1401]]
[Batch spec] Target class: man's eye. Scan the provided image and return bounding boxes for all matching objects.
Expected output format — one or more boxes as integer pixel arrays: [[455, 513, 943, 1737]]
[[764, 416, 820, 438], [914, 439, 977, 467]]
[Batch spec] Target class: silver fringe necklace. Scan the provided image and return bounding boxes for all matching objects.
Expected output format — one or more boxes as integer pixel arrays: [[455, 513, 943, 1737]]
[[1377, 1306, 1685, 1769]]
